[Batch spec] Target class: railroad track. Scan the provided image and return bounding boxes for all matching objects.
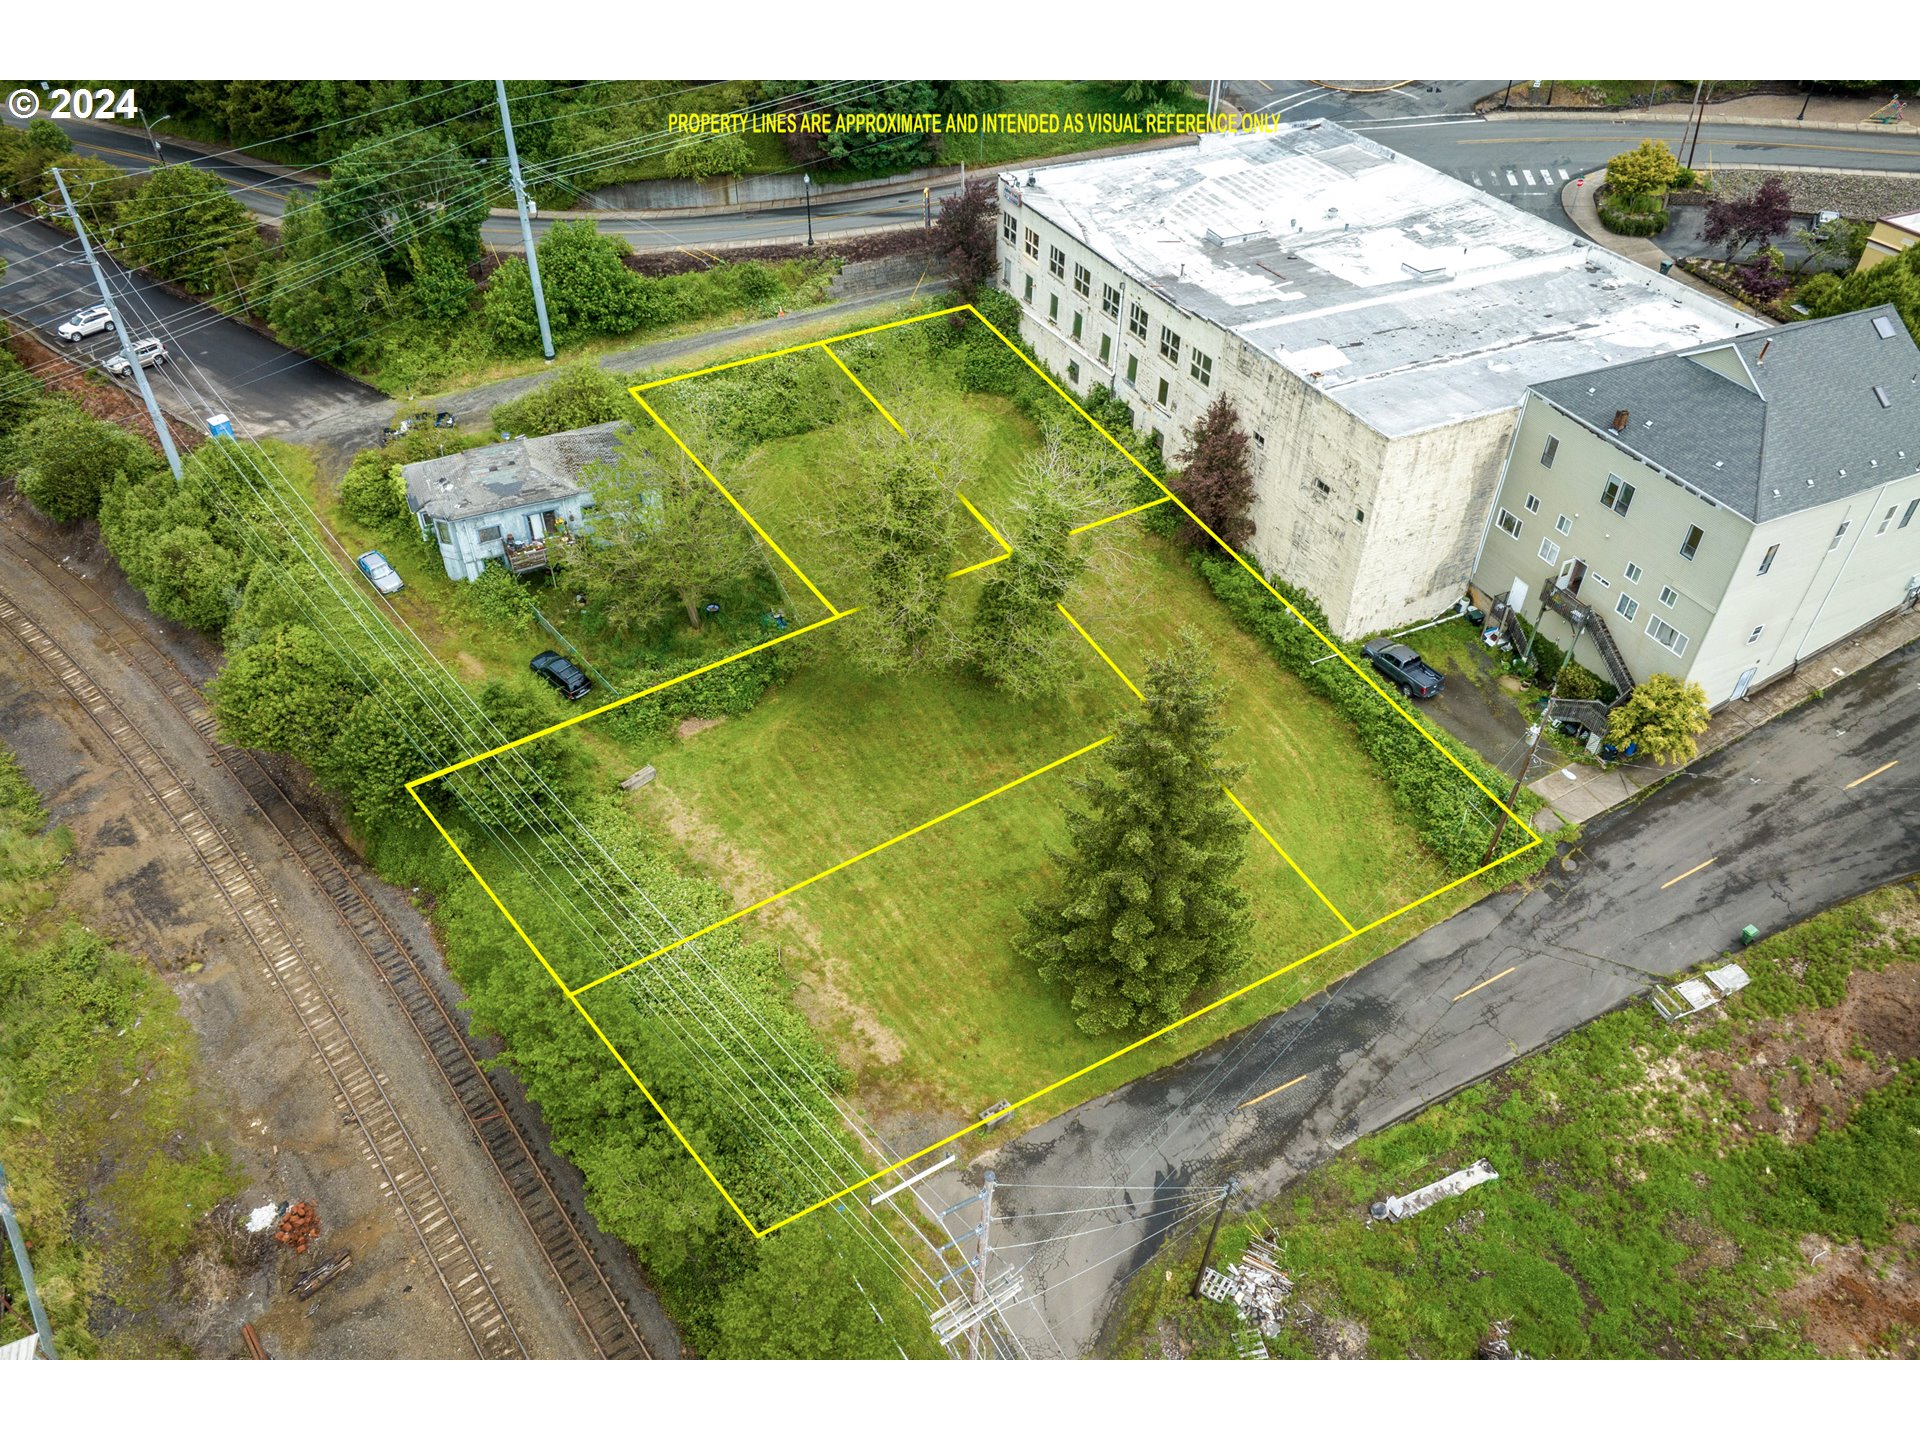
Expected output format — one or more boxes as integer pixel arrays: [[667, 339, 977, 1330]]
[[0, 535, 655, 1359]]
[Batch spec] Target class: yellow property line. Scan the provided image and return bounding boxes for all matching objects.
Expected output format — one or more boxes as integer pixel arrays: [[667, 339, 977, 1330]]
[[569, 735, 1115, 998], [630, 392, 840, 618], [1845, 759, 1898, 790], [1451, 965, 1516, 1004], [1070, 494, 1175, 535], [1660, 856, 1717, 890], [630, 305, 973, 392], [1236, 1072, 1308, 1110], [1056, 603, 1142, 700], [821, 342, 905, 436], [409, 302, 1547, 1235]]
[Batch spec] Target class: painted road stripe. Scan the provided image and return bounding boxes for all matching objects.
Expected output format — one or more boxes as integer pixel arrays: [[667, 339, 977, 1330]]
[[1661, 856, 1718, 889], [1505, 171, 1519, 187], [1845, 759, 1899, 789], [1236, 1074, 1310, 1111], [1452, 966, 1516, 1004], [1558, 168, 1570, 180], [1522, 169, 1536, 185]]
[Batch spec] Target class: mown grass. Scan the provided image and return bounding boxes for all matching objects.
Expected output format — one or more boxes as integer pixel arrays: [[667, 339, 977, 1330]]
[[1110, 882, 1920, 1359]]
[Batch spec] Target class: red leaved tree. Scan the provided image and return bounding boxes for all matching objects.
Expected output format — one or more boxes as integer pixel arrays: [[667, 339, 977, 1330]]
[[933, 178, 999, 304], [1703, 176, 1793, 261], [1172, 394, 1257, 552]]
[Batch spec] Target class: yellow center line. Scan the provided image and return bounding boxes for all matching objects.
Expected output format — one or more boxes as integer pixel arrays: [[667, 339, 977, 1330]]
[[1459, 136, 1920, 157], [1253, 79, 1273, 92], [1845, 759, 1899, 790], [1069, 494, 1175, 535], [1223, 786, 1355, 933], [1236, 1072, 1308, 1110], [1660, 856, 1718, 890], [569, 734, 1115, 997], [1452, 966, 1516, 1004], [1056, 603, 1142, 699]]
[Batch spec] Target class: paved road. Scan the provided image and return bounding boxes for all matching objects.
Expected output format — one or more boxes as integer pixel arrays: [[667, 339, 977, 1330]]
[[0, 210, 378, 433], [937, 636, 1920, 1356]]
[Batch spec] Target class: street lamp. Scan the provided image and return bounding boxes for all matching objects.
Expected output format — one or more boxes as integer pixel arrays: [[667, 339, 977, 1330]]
[[803, 173, 813, 247], [138, 108, 170, 162]]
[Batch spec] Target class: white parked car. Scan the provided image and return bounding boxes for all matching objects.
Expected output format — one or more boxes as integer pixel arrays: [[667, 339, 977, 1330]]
[[104, 338, 169, 376], [57, 305, 114, 341]]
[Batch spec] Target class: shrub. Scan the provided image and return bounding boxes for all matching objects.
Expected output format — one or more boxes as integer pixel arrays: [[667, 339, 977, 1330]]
[[338, 452, 408, 527], [490, 361, 633, 437], [12, 408, 163, 523], [1597, 194, 1670, 237]]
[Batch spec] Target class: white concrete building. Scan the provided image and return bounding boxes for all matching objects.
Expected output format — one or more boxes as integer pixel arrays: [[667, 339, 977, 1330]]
[[996, 125, 1752, 637], [1470, 307, 1920, 708]]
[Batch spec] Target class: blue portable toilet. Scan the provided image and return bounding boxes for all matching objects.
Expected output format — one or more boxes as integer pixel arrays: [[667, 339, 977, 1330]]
[[206, 413, 236, 440]]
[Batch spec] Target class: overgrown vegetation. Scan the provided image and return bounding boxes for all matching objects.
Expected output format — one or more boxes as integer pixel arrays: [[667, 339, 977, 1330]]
[[1111, 882, 1920, 1359]]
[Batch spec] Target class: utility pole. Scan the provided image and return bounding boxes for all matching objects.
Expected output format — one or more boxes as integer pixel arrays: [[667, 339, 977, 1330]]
[[803, 174, 814, 247], [1684, 81, 1714, 171], [967, 1169, 995, 1359], [137, 108, 169, 162], [0, 1156, 58, 1359], [1480, 612, 1588, 865], [494, 80, 554, 363], [51, 167, 182, 480], [1190, 1177, 1239, 1298], [923, 185, 931, 230]]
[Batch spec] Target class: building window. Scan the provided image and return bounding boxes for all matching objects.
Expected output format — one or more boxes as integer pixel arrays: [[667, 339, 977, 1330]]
[[1024, 227, 1039, 259], [1253, 431, 1266, 446], [1314, 479, 1331, 497], [1189, 350, 1212, 386], [1659, 584, 1678, 607], [1624, 561, 1643, 583], [1600, 475, 1636, 516], [1827, 519, 1849, 552], [1001, 258, 1012, 288], [1747, 624, 1765, 644], [1594, 574, 1611, 588], [1126, 355, 1138, 384], [1003, 212, 1018, 245], [1023, 275, 1034, 303], [1540, 435, 1559, 468], [1878, 505, 1898, 535], [1615, 593, 1639, 623], [1099, 333, 1111, 365], [1067, 360, 1080, 384], [1680, 524, 1704, 560], [1156, 377, 1170, 406], [1048, 293, 1059, 324], [1497, 507, 1523, 539], [1073, 262, 1091, 298], [1071, 310, 1083, 340], [476, 524, 502, 543], [1524, 493, 1540, 514], [1647, 615, 1689, 656], [1355, 508, 1366, 523], [1102, 283, 1121, 319], [1538, 537, 1560, 565], [1757, 543, 1778, 575], [1158, 325, 1182, 364], [1555, 514, 1572, 536], [1902, 498, 1919, 529], [434, 520, 451, 544], [1128, 302, 1149, 341], [1048, 245, 1066, 279]]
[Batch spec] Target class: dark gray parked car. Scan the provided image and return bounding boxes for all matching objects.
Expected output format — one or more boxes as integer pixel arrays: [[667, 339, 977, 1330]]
[[530, 650, 592, 701], [1360, 639, 1444, 700]]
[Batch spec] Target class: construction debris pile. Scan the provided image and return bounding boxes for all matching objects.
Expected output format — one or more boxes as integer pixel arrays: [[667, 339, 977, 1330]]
[[273, 1201, 321, 1254], [1196, 1233, 1294, 1336], [1369, 1158, 1499, 1222]]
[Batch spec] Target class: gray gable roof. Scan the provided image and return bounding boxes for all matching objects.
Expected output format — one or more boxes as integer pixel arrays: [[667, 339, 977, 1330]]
[[404, 420, 627, 522], [1531, 306, 1920, 523]]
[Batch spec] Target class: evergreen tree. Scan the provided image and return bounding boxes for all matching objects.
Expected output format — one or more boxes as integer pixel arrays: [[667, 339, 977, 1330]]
[[1605, 673, 1711, 764], [1019, 632, 1251, 1034], [970, 477, 1085, 697], [1171, 394, 1256, 553]]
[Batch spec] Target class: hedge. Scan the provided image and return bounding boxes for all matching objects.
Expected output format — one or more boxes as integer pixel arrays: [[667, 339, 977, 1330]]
[[1597, 196, 1670, 237], [1192, 554, 1555, 881]]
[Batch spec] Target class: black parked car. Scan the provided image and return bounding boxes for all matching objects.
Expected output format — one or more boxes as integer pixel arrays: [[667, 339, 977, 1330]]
[[530, 650, 592, 700], [1360, 639, 1444, 700]]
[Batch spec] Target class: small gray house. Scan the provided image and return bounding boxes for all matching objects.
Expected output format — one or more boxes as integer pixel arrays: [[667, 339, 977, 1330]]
[[403, 421, 626, 582]]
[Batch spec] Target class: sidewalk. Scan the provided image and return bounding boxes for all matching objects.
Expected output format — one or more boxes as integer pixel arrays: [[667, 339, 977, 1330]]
[[1483, 88, 1917, 136], [1527, 605, 1920, 831], [1559, 169, 1778, 318]]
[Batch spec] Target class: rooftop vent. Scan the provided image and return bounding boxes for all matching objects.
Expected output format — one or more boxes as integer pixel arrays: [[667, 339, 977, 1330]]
[[1610, 409, 1631, 433], [1401, 259, 1452, 283], [1874, 384, 1892, 407], [1756, 339, 1771, 365], [1203, 226, 1266, 247], [1873, 314, 1898, 339]]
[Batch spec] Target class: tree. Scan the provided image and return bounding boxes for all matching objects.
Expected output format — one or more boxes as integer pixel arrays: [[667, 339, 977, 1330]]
[[811, 420, 963, 674], [932, 178, 998, 304], [265, 193, 393, 363], [1605, 673, 1711, 764], [117, 165, 259, 295], [1793, 215, 1870, 277], [970, 474, 1086, 697], [1604, 139, 1680, 201], [1704, 176, 1793, 260], [1171, 394, 1257, 553], [485, 222, 652, 354], [1116, 82, 1189, 106], [490, 360, 633, 436], [708, 1222, 932, 1358], [210, 622, 363, 764], [1019, 632, 1252, 1034], [12, 408, 161, 523], [1797, 243, 1920, 342], [664, 132, 754, 182], [564, 426, 762, 632], [337, 452, 409, 527]]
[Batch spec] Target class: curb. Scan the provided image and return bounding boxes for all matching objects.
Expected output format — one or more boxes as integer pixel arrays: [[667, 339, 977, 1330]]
[[1481, 108, 1919, 137]]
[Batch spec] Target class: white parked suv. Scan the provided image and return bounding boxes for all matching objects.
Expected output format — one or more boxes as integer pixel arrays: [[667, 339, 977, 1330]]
[[57, 305, 114, 341], [105, 338, 170, 376]]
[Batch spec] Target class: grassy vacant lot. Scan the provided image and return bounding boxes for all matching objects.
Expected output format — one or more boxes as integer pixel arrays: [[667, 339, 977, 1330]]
[[1112, 882, 1920, 1359], [598, 323, 1479, 1132]]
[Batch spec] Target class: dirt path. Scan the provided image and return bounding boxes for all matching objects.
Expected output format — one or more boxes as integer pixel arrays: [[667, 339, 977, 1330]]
[[0, 496, 598, 1359]]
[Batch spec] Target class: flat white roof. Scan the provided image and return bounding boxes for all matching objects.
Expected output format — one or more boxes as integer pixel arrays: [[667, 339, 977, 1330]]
[[1010, 125, 1752, 436]]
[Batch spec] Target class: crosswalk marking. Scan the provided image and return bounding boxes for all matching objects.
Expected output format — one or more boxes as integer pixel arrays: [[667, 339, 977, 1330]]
[[1505, 171, 1518, 187], [1558, 168, 1570, 181], [1521, 169, 1535, 185]]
